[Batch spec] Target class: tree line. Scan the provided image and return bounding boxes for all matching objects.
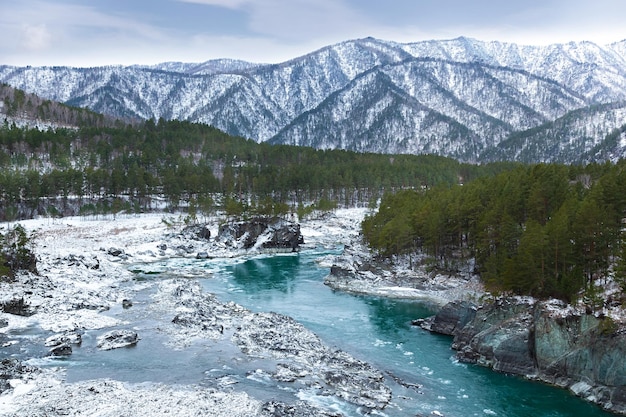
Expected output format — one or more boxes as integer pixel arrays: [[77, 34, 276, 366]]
[[0, 119, 509, 221], [362, 162, 626, 302]]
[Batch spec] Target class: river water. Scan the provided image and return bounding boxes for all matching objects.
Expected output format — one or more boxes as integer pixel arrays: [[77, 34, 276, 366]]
[[29, 246, 616, 416]]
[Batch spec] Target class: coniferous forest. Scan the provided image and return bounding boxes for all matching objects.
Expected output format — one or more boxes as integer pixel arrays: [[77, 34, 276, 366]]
[[2, 113, 626, 303], [0, 118, 508, 221], [362, 162, 626, 302]]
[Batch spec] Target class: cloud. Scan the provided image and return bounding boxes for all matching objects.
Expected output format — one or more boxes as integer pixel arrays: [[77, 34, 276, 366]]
[[2, 0, 626, 67], [250, 0, 370, 40], [175, 0, 372, 42], [2, 1, 165, 43], [0, 0, 172, 65], [19, 24, 53, 51]]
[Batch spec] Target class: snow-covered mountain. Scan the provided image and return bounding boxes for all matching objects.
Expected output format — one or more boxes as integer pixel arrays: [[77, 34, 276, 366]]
[[2, 36, 626, 163]]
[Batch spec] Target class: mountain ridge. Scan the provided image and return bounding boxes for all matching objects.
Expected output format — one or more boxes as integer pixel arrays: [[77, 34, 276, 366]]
[[2, 36, 626, 163]]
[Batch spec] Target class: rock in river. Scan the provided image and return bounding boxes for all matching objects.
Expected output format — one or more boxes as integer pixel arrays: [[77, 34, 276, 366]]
[[97, 329, 139, 350], [217, 217, 304, 251]]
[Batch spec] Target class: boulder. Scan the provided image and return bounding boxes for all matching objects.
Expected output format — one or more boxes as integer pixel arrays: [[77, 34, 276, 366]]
[[97, 329, 139, 350], [217, 217, 303, 250], [175, 244, 195, 255], [1, 297, 33, 316], [182, 224, 211, 240], [107, 247, 124, 257], [49, 343, 72, 356], [45, 330, 82, 347]]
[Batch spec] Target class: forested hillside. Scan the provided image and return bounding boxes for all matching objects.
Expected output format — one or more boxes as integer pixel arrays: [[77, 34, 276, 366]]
[[5, 37, 626, 163], [0, 118, 509, 222], [1, 83, 121, 129], [362, 163, 626, 303]]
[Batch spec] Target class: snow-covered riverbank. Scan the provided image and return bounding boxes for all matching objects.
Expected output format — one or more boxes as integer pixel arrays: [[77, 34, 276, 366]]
[[1, 208, 624, 416], [322, 239, 484, 308], [0, 209, 402, 416]]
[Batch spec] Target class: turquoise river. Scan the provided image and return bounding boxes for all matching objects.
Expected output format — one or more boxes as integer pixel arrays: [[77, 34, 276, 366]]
[[34, 247, 617, 417]]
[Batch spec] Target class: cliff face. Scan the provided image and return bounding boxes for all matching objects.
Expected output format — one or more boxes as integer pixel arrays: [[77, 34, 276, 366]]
[[420, 298, 626, 415]]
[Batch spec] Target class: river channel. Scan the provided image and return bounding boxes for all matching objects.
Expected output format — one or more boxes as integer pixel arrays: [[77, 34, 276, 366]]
[[34, 246, 617, 416]]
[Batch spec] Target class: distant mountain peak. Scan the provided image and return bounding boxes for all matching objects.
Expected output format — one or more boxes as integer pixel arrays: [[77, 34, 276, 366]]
[[2, 37, 626, 163]]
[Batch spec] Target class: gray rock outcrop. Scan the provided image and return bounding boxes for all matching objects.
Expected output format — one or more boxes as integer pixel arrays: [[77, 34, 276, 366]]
[[48, 343, 72, 356], [45, 330, 83, 357], [419, 298, 626, 414], [217, 217, 304, 251], [1, 296, 33, 316], [181, 224, 211, 240]]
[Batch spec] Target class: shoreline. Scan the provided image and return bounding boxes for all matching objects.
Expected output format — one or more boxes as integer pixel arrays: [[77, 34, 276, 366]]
[[0, 209, 395, 416], [2, 209, 624, 416]]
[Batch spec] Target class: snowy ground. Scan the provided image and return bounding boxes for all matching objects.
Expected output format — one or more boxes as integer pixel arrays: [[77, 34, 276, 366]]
[[321, 237, 485, 308], [0, 208, 394, 416], [4, 208, 620, 416]]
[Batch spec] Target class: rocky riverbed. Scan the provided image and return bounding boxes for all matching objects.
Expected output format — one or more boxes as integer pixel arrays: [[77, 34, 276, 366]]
[[0, 209, 392, 416], [323, 233, 626, 415], [323, 240, 484, 306], [2, 208, 626, 415]]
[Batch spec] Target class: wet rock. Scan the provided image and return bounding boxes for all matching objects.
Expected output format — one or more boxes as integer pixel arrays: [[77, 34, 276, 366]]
[[422, 297, 626, 414], [45, 330, 82, 347], [427, 300, 477, 335], [456, 310, 536, 375], [196, 251, 209, 259], [49, 343, 72, 356], [97, 329, 139, 350]]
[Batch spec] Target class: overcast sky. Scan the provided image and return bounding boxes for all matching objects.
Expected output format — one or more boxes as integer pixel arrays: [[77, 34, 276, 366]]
[[2, 0, 626, 67]]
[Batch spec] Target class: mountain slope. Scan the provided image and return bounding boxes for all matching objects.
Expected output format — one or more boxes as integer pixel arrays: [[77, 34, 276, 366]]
[[270, 68, 483, 159], [3, 36, 626, 163], [401, 37, 626, 103], [270, 58, 588, 161], [0, 83, 118, 129], [482, 101, 626, 163]]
